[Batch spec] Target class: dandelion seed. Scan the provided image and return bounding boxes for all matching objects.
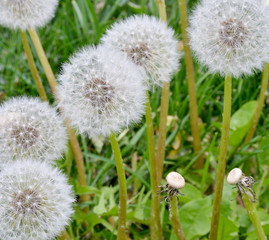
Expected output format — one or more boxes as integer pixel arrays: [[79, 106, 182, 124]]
[[57, 45, 146, 139], [0, 160, 75, 240], [189, 0, 269, 78], [0, 97, 67, 166], [101, 15, 180, 87], [0, 0, 59, 30]]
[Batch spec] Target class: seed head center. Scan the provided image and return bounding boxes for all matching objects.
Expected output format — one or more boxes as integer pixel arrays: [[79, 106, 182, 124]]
[[127, 43, 151, 65], [219, 19, 247, 48], [11, 125, 39, 148], [85, 78, 114, 107], [12, 188, 42, 216]]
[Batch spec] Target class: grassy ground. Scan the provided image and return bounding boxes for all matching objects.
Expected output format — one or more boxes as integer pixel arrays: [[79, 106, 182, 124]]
[[0, 0, 269, 239]]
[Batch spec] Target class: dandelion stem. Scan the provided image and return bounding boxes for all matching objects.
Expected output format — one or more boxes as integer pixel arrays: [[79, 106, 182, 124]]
[[145, 92, 162, 240], [178, 0, 203, 168], [20, 30, 48, 102], [242, 193, 266, 240], [170, 196, 186, 240], [109, 132, 127, 240], [210, 75, 232, 240], [58, 230, 71, 240], [27, 29, 89, 210], [244, 63, 269, 144]]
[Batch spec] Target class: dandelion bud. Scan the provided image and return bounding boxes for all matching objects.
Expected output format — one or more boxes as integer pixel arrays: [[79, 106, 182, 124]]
[[0, 160, 75, 240], [101, 15, 180, 87], [166, 171, 185, 189], [227, 168, 243, 184], [189, 0, 269, 78], [0, 0, 59, 30], [0, 97, 67, 165], [57, 46, 146, 139]]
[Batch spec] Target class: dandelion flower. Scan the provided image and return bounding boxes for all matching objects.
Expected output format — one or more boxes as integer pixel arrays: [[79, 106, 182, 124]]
[[101, 15, 180, 87], [0, 97, 67, 165], [57, 46, 146, 139], [0, 0, 59, 30], [189, 0, 269, 78], [0, 160, 74, 240]]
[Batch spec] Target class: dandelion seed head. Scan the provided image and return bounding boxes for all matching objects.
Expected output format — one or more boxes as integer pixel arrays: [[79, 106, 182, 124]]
[[0, 0, 59, 30], [189, 0, 269, 78], [57, 46, 146, 139], [101, 15, 180, 87], [0, 97, 67, 166], [0, 160, 75, 240]]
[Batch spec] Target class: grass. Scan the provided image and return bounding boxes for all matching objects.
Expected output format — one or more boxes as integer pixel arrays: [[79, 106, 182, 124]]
[[0, 0, 269, 239]]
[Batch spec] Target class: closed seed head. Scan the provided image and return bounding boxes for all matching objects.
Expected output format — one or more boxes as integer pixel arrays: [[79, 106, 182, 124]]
[[101, 15, 181, 87], [0, 97, 67, 166], [166, 171, 185, 189], [0, 160, 75, 240], [0, 0, 59, 30], [57, 45, 146, 139], [188, 0, 269, 78], [227, 168, 243, 184]]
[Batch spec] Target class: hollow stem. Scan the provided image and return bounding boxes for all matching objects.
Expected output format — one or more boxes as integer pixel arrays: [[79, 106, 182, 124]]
[[244, 63, 269, 144], [58, 230, 70, 240], [109, 132, 127, 240], [242, 193, 266, 240], [178, 0, 203, 168], [210, 75, 232, 240], [20, 30, 48, 101], [145, 92, 162, 240], [27, 29, 88, 209], [170, 196, 186, 240]]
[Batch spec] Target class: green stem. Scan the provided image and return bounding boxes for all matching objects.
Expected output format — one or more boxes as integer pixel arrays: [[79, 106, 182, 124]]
[[242, 193, 266, 240], [58, 230, 70, 240], [210, 75, 232, 240], [170, 196, 186, 240], [20, 30, 48, 102], [155, 0, 169, 187], [145, 92, 162, 240], [109, 132, 127, 240], [178, 0, 203, 168], [27, 29, 88, 210], [244, 63, 269, 144]]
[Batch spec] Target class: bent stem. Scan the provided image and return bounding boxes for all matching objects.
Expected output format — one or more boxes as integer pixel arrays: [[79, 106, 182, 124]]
[[20, 30, 48, 102], [145, 92, 162, 240], [210, 75, 232, 240], [109, 132, 127, 240], [242, 193, 266, 240], [178, 0, 203, 168], [27, 29, 88, 209], [170, 196, 186, 240], [244, 63, 269, 144]]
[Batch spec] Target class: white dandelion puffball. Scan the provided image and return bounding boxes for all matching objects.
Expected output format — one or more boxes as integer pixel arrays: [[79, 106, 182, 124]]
[[0, 0, 59, 30], [0, 97, 67, 165], [0, 160, 74, 240], [263, 0, 269, 7], [227, 168, 243, 185], [101, 15, 180, 87], [57, 45, 146, 139], [189, 0, 269, 78], [166, 171, 185, 189]]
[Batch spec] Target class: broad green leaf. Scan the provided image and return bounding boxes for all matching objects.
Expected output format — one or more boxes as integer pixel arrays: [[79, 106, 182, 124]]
[[179, 197, 212, 240], [217, 216, 239, 240], [229, 101, 257, 149], [257, 133, 269, 165], [178, 183, 202, 204]]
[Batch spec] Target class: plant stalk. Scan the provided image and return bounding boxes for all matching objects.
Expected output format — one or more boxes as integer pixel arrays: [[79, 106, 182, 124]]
[[210, 75, 232, 240], [58, 230, 71, 240], [27, 29, 88, 208], [145, 92, 162, 240], [20, 30, 48, 102], [178, 0, 203, 168], [170, 196, 186, 240], [244, 63, 269, 144], [242, 193, 266, 240], [109, 132, 127, 240]]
